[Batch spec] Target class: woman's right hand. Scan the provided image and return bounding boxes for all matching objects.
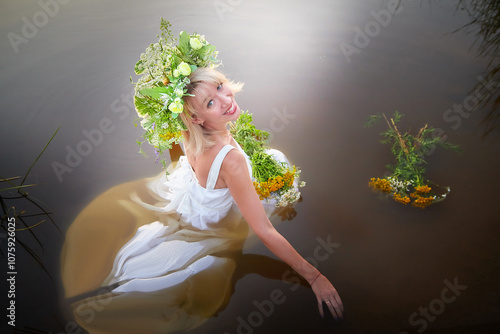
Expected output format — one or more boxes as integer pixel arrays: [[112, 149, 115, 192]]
[[310, 274, 344, 320]]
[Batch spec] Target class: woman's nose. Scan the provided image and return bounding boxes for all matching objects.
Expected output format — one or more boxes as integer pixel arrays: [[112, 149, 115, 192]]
[[221, 93, 231, 106]]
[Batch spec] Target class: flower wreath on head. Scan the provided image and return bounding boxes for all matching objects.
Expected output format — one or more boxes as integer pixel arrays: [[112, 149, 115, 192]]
[[132, 18, 305, 208], [133, 18, 221, 165]]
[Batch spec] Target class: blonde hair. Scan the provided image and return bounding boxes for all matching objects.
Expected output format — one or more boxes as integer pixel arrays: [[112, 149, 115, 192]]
[[180, 67, 243, 156]]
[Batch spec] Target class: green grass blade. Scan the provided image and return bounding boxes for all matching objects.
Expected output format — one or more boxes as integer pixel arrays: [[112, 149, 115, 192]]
[[20, 127, 59, 187]]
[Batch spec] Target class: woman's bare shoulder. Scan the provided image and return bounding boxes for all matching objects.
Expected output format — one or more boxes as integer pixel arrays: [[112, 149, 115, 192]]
[[220, 148, 249, 180], [187, 142, 231, 187], [187, 143, 222, 169]]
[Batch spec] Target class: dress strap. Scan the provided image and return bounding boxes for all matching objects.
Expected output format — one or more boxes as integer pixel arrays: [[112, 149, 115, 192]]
[[206, 145, 235, 190]]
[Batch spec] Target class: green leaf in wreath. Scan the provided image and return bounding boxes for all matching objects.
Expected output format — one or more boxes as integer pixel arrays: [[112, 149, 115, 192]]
[[134, 95, 161, 117], [201, 44, 215, 55], [134, 95, 149, 117], [134, 60, 145, 75], [178, 31, 190, 54], [140, 86, 168, 99]]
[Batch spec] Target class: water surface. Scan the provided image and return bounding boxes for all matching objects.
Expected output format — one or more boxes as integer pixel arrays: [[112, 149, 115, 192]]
[[1, 0, 499, 333]]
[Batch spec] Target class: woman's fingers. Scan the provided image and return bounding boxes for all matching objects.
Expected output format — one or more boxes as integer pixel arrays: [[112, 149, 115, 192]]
[[335, 292, 344, 314], [312, 275, 344, 320], [329, 290, 344, 318], [318, 299, 341, 320], [327, 297, 343, 320], [317, 297, 325, 318], [317, 296, 343, 320]]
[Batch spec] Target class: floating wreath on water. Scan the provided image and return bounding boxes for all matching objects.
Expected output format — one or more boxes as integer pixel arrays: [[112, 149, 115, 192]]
[[365, 111, 460, 208]]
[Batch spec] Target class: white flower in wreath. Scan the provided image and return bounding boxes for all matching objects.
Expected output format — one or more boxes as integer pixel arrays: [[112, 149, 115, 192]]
[[178, 62, 192, 76], [174, 88, 183, 97], [190, 37, 203, 50], [168, 102, 183, 114]]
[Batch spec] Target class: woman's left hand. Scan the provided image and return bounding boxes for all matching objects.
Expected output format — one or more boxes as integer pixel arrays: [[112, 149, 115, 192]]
[[310, 274, 344, 320]]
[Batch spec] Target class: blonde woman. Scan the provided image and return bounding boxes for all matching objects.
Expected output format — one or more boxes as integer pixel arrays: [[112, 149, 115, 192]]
[[103, 67, 342, 316], [62, 25, 342, 332]]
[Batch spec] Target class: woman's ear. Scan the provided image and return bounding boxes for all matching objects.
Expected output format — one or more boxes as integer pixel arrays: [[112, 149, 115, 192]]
[[191, 114, 203, 125]]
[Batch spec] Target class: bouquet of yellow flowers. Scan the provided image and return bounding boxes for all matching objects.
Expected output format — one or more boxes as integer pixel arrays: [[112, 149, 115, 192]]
[[231, 111, 305, 207]]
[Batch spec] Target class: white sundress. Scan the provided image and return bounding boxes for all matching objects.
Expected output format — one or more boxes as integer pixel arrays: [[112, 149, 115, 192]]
[[70, 141, 294, 333], [103, 142, 252, 290]]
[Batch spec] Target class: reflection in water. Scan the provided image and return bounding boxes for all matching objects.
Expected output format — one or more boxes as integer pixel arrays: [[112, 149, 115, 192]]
[[458, 0, 500, 136], [60, 159, 303, 333]]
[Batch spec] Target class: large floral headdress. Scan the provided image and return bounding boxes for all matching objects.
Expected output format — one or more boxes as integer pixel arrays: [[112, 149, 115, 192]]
[[133, 18, 221, 165]]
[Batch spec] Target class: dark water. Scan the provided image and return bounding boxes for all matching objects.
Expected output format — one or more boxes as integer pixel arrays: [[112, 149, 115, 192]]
[[1, 0, 499, 333]]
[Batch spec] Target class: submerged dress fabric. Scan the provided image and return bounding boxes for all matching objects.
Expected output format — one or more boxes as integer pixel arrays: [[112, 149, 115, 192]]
[[102, 142, 253, 292], [63, 141, 293, 333]]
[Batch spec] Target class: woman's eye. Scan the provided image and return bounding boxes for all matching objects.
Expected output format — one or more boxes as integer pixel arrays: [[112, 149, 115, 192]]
[[207, 100, 214, 108], [217, 83, 222, 91]]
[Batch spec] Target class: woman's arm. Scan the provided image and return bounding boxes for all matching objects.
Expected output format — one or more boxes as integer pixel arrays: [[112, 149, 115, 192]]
[[220, 150, 343, 319]]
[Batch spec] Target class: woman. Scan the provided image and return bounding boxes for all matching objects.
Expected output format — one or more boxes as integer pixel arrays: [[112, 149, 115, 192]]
[[99, 67, 343, 315], [61, 25, 342, 332]]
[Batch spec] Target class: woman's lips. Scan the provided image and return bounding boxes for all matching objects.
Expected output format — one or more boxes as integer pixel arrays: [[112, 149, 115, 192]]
[[224, 102, 236, 115]]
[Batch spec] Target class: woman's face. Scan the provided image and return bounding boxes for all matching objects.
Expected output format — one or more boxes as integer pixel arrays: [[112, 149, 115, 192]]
[[188, 81, 240, 130]]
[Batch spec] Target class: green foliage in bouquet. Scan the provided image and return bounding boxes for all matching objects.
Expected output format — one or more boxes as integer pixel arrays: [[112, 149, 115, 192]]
[[365, 111, 460, 208], [230, 111, 305, 207], [230, 111, 269, 157]]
